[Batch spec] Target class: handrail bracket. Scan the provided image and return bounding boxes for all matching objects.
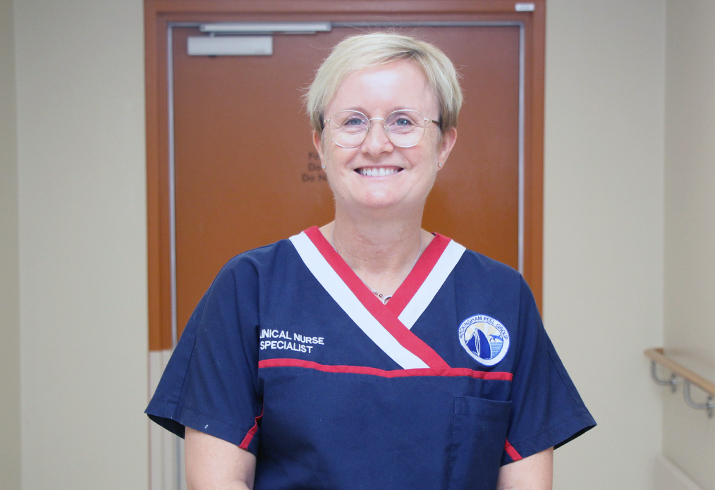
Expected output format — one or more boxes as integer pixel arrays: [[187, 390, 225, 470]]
[[645, 347, 715, 419], [683, 380, 714, 418], [650, 360, 678, 393]]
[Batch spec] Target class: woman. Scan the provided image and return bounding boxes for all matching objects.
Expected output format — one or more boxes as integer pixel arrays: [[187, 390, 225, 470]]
[[147, 33, 595, 490]]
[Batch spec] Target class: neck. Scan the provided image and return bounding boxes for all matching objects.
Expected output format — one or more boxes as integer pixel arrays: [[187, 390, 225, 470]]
[[321, 207, 432, 299]]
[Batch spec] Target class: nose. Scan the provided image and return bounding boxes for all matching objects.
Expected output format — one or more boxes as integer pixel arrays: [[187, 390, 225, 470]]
[[361, 117, 394, 155]]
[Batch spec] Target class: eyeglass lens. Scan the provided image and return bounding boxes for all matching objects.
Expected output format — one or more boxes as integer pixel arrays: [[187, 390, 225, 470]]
[[327, 110, 429, 148]]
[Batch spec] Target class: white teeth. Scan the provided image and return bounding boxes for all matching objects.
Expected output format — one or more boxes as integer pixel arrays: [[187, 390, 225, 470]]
[[358, 167, 399, 177]]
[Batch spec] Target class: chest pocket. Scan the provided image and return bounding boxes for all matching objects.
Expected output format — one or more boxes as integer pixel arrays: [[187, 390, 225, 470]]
[[447, 396, 511, 490]]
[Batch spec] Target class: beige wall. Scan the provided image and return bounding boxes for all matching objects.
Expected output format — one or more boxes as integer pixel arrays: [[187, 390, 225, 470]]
[[544, 1, 665, 489], [664, 2, 715, 489], [12, 0, 148, 488], [0, 0, 21, 488]]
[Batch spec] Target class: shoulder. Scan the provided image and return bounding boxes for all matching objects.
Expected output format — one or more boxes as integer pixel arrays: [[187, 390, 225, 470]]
[[196, 237, 302, 312], [445, 243, 538, 327], [215, 237, 298, 280], [454, 247, 527, 295], [457, 248, 521, 280]]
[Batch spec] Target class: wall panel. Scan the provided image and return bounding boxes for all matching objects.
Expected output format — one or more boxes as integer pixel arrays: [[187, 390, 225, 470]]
[[664, 3, 715, 489]]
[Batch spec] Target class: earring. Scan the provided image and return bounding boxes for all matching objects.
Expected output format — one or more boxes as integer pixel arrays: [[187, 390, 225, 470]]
[[322, 165, 326, 169], [438, 163, 443, 167]]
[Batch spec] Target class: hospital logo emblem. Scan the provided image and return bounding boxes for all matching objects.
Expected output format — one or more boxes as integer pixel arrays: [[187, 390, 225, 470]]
[[458, 315, 510, 366]]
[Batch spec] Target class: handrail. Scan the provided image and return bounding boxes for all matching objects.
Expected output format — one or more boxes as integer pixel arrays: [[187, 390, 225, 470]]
[[645, 347, 715, 418]]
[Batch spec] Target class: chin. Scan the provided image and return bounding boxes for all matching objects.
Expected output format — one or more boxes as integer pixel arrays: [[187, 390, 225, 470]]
[[359, 195, 422, 214]]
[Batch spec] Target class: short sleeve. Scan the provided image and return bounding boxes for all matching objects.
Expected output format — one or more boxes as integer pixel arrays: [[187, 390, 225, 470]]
[[145, 258, 263, 455], [501, 278, 596, 465]]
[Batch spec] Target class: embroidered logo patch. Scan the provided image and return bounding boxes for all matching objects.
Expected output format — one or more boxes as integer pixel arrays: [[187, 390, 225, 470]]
[[458, 314, 510, 366]]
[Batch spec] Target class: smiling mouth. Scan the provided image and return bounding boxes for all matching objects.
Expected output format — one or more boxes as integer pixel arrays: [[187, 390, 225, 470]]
[[356, 167, 402, 177]]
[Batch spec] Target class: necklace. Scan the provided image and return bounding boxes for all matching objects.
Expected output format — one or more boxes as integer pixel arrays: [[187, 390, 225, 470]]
[[331, 226, 423, 304]]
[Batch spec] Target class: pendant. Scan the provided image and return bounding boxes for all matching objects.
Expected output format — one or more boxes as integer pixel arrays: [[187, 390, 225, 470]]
[[373, 290, 391, 304]]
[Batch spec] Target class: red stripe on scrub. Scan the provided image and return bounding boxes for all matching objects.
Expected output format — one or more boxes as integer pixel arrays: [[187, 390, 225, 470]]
[[386, 233, 450, 316], [304, 227, 450, 370], [258, 358, 513, 381], [238, 409, 263, 450], [504, 439, 523, 461]]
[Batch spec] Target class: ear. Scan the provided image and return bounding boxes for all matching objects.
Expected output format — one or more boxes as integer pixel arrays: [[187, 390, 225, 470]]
[[437, 127, 457, 170], [312, 130, 325, 161]]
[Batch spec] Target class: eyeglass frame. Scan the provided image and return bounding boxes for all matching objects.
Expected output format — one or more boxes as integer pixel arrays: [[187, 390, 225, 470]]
[[322, 109, 442, 149]]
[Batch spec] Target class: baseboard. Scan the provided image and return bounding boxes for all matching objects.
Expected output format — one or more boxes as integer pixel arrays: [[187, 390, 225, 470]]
[[655, 455, 702, 490]]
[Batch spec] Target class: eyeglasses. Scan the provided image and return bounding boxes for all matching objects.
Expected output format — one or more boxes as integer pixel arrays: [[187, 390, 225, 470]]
[[323, 109, 441, 149]]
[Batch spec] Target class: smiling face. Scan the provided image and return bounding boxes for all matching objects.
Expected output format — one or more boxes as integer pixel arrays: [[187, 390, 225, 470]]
[[313, 60, 457, 218]]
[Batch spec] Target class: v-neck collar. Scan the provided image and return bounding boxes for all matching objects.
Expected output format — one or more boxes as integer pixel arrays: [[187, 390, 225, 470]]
[[290, 227, 466, 370], [305, 226, 449, 313]]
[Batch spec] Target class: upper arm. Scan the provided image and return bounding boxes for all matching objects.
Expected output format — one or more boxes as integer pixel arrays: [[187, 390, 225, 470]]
[[496, 447, 553, 490], [499, 278, 595, 466], [185, 427, 257, 490]]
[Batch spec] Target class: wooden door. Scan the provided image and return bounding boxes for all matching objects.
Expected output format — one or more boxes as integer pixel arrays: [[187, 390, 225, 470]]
[[172, 23, 520, 337], [145, 0, 545, 353]]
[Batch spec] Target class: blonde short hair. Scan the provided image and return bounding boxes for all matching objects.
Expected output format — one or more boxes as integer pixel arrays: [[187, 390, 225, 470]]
[[306, 32, 463, 135]]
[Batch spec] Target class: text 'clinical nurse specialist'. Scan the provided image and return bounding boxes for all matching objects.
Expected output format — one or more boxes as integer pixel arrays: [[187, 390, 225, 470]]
[[146, 33, 596, 490]]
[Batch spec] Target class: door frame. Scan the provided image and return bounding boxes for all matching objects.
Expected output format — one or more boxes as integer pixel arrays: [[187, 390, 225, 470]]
[[144, 0, 546, 352]]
